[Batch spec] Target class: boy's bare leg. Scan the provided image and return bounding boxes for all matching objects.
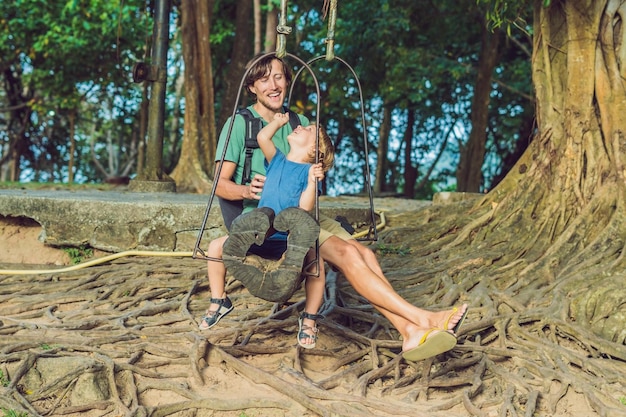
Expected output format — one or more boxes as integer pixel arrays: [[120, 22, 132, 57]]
[[300, 251, 325, 346], [199, 236, 230, 330]]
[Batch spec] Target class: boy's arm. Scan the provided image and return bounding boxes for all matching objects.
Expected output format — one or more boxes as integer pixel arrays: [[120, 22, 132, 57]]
[[299, 183, 316, 211], [299, 163, 324, 211], [257, 113, 290, 162]]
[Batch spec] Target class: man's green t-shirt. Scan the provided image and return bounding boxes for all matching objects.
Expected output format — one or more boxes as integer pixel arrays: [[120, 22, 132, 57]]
[[215, 106, 309, 214]]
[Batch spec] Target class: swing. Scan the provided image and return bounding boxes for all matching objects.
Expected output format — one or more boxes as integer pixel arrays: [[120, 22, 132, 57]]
[[192, 0, 377, 304]]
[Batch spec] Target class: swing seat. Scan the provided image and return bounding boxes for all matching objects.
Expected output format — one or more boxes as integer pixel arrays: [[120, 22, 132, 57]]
[[222, 207, 320, 303]]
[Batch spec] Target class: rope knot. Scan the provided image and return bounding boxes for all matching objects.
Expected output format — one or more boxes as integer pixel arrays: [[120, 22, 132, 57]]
[[276, 24, 292, 35]]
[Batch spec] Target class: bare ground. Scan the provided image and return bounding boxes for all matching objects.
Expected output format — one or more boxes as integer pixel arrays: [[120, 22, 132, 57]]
[[0, 205, 621, 417]]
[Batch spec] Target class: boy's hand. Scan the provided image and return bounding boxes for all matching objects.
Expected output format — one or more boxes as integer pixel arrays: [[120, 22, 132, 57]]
[[271, 112, 290, 127], [308, 163, 325, 183]]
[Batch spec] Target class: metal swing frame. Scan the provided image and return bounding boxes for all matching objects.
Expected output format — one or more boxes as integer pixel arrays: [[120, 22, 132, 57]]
[[193, 0, 378, 268], [289, 55, 379, 243], [192, 52, 323, 276]]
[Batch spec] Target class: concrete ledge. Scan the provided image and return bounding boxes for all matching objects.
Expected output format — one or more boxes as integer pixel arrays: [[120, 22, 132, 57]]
[[0, 190, 383, 253]]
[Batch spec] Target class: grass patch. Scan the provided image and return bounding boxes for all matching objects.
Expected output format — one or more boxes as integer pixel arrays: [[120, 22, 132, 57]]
[[0, 181, 119, 191], [63, 246, 94, 265], [0, 370, 8, 387]]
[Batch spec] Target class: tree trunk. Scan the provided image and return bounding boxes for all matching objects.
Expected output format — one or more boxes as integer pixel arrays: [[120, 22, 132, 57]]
[[373, 105, 391, 194], [402, 108, 417, 198], [253, 0, 261, 54], [1, 68, 30, 182], [456, 23, 501, 192], [170, 0, 216, 193], [67, 110, 76, 184], [264, 6, 278, 52], [465, 0, 626, 343], [166, 63, 185, 172], [136, 83, 149, 176], [216, 0, 253, 132]]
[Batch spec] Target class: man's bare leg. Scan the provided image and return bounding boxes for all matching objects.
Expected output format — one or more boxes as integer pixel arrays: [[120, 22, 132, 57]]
[[319, 237, 467, 349]]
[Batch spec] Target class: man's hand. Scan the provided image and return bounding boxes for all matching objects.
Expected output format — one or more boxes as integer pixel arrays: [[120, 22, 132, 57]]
[[245, 174, 265, 200]]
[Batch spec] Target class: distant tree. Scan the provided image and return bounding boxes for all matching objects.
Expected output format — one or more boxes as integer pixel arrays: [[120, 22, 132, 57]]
[[456, 23, 503, 192], [0, 0, 148, 183]]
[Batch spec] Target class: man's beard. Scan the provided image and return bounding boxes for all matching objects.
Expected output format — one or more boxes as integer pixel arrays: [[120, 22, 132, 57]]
[[256, 93, 285, 112]]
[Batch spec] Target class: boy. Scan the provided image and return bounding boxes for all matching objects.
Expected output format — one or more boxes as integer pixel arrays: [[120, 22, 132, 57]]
[[199, 112, 334, 350]]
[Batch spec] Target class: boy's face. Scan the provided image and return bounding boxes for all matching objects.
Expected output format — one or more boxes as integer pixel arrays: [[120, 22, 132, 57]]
[[249, 59, 288, 112], [288, 124, 317, 150]]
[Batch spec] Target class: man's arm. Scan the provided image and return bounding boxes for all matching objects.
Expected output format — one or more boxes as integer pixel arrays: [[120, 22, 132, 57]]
[[214, 161, 263, 201]]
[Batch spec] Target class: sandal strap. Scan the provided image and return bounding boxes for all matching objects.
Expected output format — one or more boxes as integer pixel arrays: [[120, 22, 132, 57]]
[[210, 297, 229, 306], [205, 297, 232, 317], [300, 324, 318, 334], [300, 311, 324, 321]]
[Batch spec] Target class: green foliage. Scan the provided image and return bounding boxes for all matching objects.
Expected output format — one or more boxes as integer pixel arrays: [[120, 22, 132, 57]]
[[476, 0, 533, 34], [63, 245, 93, 265], [1, 0, 534, 197], [620, 396, 626, 406], [0, 0, 150, 182], [2, 0, 149, 109]]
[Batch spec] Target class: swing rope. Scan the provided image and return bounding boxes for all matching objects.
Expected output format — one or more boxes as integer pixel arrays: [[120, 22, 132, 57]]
[[323, 0, 337, 61], [276, 0, 292, 58], [276, 0, 337, 61]]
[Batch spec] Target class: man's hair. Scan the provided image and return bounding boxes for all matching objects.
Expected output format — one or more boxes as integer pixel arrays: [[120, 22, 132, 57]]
[[307, 123, 335, 173], [244, 53, 293, 97]]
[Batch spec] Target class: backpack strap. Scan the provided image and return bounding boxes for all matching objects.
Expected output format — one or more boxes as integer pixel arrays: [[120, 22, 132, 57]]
[[287, 109, 300, 132], [237, 106, 300, 185], [236, 108, 264, 185]]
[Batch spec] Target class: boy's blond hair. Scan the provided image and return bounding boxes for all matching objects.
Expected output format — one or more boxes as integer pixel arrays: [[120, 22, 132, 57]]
[[306, 123, 335, 173]]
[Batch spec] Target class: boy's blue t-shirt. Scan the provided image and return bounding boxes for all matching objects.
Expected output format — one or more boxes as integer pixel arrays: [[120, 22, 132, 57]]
[[215, 106, 309, 214], [259, 149, 311, 214]]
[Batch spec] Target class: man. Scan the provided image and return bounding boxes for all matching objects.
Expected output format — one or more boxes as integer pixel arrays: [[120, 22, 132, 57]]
[[214, 53, 468, 360]]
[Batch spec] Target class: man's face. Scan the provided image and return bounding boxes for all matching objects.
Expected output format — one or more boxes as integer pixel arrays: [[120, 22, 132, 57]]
[[249, 59, 288, 112]]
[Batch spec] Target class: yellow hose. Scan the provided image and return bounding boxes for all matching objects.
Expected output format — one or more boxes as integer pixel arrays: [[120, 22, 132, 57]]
[[0, 211, 386, 275], [0, 250, 194, 275]]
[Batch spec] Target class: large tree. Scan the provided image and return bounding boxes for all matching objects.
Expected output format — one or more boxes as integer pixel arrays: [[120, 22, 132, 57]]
[[473, 0, 626, 337], [169, 0, 216, 193], [380, 0, 626, 412]]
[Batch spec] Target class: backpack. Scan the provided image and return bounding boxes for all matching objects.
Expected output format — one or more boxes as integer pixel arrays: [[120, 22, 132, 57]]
[[218, 107, 301, 230]]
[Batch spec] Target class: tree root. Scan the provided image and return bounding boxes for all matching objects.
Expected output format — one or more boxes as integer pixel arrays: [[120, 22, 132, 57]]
[[1, 201, 626, 416]]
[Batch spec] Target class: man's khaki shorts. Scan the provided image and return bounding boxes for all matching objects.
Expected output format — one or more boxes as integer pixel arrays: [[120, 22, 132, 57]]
[[319, 213, 354, 245]]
